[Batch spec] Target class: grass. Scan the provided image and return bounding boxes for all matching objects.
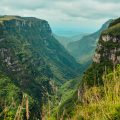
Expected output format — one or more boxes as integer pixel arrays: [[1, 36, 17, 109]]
[[0, 16, 22, 21], [71, 65, 120, 120], [1, 65, 120, 120], [103, 23, 120, 36], [45, 64, 120, 120]]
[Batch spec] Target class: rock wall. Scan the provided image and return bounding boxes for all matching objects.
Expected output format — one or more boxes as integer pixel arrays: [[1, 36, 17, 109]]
[[93, 34, 120, 64]]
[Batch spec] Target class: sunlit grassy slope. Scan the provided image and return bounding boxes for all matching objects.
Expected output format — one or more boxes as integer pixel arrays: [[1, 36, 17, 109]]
[[44, 65, 120, 120], [71, 65, 120, 120]]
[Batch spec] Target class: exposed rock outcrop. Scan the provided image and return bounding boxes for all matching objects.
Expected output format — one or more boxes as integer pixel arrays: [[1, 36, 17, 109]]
[[93, 34, 120, 64]]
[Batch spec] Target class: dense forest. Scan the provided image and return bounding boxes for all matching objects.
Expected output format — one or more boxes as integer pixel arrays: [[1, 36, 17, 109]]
[[0, 15, 120, 120]]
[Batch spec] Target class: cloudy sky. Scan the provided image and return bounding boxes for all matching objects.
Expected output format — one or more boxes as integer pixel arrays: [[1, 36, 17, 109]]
[[0, 0, 120, 36]]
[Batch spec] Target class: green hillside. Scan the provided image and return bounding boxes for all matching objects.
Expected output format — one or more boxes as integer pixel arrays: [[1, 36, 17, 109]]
[[1, 15, 120, 120], [54, 33, 88, 48], [0, 15, 82, 119], [55, 17, 120, 120], [67, 20, 112, 64]]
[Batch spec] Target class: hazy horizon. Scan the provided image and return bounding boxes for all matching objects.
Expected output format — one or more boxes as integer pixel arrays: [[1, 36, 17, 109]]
[[0, 0, 120, 36]]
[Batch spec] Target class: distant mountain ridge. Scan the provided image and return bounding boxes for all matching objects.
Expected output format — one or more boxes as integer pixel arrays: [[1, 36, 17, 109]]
[[67, 20, 112, 63], [54, 33, 88, 48]]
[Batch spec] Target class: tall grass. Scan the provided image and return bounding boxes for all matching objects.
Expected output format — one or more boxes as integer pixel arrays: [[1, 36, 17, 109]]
[[71, 65, 120, 120]]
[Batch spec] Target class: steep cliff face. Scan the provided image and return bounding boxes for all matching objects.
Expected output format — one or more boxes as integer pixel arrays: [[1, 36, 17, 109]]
[[0, 16, 82, 84], [93, 18, 120, 66], [0, 15, 82, 119], [70, 18, 120, 120], [0, 16, 53, 119], [93, 35, 120, 64], [58, 18, 120, 119], [81, 18, 120, 87]]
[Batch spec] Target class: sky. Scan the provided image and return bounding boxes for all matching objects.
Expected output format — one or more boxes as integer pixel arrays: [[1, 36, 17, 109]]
[[0, 0, 120, 36]]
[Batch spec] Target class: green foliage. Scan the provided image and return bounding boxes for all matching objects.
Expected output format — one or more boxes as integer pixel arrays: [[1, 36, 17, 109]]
[[103, 23, 120, 36], [0, 72, 21, 103], [57, 17, 120, 119], [70, 65, 120, 120], [102, 18, 120, 36], [59, 77, 81, 102], [0, 15, 83, 119], [67, 20, 112, 65], [109, 17, 120, 28]]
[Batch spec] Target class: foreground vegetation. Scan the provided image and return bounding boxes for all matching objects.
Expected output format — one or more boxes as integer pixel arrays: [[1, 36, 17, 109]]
[[1, 66, 120, 120], [41, 65, 120, 120], [70, 65, 120, 120]]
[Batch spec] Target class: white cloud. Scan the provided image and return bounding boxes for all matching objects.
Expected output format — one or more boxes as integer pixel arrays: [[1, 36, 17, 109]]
[[0, 0, 120, 34]]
